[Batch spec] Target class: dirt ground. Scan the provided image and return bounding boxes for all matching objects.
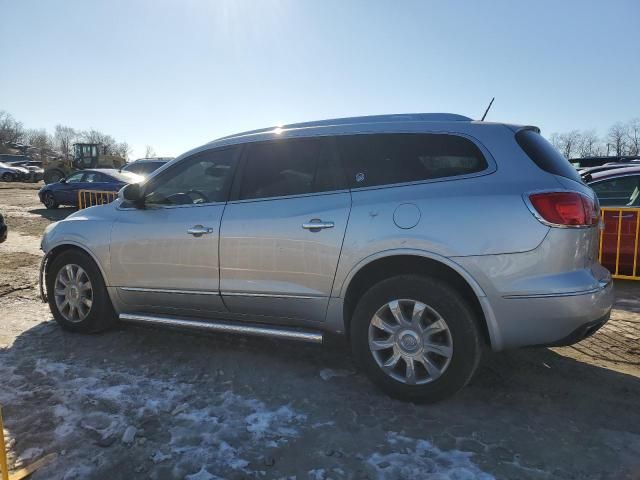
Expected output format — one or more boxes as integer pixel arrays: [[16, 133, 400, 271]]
[[0, 182, 639, 480]]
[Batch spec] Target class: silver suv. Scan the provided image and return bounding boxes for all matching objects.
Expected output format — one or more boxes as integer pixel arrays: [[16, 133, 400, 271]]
[[40, 113, 613, 402]]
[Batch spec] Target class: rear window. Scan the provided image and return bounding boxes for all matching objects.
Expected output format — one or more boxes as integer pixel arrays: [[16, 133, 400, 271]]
[[337, 133, 488, 188], [516, 129, 582, 182]]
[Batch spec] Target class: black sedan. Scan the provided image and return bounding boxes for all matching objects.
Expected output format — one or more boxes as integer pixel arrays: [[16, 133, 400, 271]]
[[38, 169, 143, 209]]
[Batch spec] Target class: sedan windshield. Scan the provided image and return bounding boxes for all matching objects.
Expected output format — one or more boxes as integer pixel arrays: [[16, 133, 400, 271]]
[[106, 170, 144, 183]]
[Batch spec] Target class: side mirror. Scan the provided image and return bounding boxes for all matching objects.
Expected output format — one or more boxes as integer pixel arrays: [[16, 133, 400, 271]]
[[120, 183, 144, 206], [59, 178, 66, 183]]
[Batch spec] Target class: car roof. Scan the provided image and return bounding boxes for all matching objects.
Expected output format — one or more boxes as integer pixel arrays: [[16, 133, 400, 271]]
[[588, 165, 640, 182], [185, 112, 530, 154]]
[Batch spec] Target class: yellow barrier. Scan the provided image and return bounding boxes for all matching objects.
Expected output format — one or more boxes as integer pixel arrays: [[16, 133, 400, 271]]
[[77, 190, 118, 210], [0, 406, 56, 480], [599, 207, 640, 280]]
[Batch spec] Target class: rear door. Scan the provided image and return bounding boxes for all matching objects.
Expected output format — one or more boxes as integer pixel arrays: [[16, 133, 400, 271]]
[[219, 136, 351, 323]]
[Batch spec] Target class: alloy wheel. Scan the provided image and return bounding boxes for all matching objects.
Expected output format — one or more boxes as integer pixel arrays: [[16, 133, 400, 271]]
[[368, 299, 453, 385], [54, 264, 93, 323]]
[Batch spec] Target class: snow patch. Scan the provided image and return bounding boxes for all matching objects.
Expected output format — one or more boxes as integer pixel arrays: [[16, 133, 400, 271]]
[[367, 432, 494, 480], [0, 356, 307, 479]]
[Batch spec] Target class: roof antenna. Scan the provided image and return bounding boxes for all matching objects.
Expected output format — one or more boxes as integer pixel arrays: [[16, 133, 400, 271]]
[[480, 97, 495, 121]]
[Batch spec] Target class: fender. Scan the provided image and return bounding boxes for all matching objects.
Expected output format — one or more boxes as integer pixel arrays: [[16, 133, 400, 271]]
[[331, 248, 503, 350], [335, 248, 488, 299], [40, 240, 111, 303]]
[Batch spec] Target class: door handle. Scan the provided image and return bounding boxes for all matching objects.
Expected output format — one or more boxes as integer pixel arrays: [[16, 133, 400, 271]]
[[187, 225, 214, 237], [302, 219, 335, 231]]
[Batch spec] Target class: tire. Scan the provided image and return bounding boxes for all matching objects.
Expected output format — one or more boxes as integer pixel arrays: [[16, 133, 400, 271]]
[[46, 249, 117, 333], [350, 274, 482, 403], [2, 172, 14, 182], [43, 192, 59, 209]]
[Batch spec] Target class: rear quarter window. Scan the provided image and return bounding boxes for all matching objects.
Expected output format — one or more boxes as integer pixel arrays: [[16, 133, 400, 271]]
[[516, 129, 582, 182], [337, 133, 488, 188]]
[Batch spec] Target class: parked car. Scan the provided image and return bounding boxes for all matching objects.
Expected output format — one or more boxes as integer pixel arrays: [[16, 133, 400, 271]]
[[587, 165, 640, 276], [8, 160, 44, 182], [0, 212, 6, 243], [40, 113, 612, 402], [38, 168, 143, 209], [0, 162, 29, 182], [121, 158, 173, 177]]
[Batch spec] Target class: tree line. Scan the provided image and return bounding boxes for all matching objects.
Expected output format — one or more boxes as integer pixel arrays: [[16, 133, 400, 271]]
[[0, 110, 132, 160], [550, 118, 640, 159]]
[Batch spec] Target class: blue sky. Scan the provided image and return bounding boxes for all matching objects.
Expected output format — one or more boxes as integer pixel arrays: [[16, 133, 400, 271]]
[[1, 0, 638, 159]]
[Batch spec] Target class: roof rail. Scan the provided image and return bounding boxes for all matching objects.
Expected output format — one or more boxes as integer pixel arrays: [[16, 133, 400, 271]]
[[211, 113, 471, 143]]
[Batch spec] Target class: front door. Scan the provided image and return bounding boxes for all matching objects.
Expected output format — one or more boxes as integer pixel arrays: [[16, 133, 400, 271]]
[[110, 147, 239, 317], [58, 171, 86, 204], [219, 137, 351, 323]]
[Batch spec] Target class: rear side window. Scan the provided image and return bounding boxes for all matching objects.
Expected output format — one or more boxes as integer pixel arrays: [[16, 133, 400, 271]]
[[239, 138, 343, 200], [337, 133, 488, 188], [590, 175, 640, 206], [516, 129, 582, 182]]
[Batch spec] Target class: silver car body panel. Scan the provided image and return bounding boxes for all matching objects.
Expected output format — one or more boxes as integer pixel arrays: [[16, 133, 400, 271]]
[[40, 113, 614, 351]]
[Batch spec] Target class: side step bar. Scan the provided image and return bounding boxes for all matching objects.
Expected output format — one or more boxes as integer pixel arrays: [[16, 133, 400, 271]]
[[119, 313, 323, 344]]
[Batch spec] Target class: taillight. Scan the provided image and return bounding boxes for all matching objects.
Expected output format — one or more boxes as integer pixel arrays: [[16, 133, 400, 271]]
[[527, 192, 599, 227]]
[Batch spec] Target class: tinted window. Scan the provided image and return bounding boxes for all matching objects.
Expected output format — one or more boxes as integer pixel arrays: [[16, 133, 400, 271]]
[[145, 148, 236, 206], [83, 172, 101, 183], [66, 172, 84, 183], [516, 129, 582, 182], [590, 175, 640, 206], [337, 133, 488, 188], [239, 138, 342, 200]]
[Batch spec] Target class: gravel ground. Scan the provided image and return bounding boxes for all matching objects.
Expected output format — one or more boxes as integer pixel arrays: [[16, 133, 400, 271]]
[[0, 182, 639, 480]]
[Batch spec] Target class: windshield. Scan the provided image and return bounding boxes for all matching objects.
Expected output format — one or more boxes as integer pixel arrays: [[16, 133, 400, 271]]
[[106, 170, 144, 183], [122, 161, 165, 175]]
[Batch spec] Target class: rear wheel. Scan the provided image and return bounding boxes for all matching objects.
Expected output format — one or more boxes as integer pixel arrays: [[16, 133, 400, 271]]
[[350, 275, 482, 403], [43, 192, 59, 209], [46, 250, 117, 333]]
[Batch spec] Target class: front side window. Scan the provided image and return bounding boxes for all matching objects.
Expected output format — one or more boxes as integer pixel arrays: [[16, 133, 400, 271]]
[[239, 138, 342, 200], [144, 148, 236, 206], [66, 172, 84, 183], [337, 133, 488, 188], [591, 176, 640, 206]]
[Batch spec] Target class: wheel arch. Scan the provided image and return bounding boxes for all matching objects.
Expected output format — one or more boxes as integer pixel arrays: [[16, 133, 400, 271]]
[[340, 251, 497, 348], [44, 242, 109, 288]]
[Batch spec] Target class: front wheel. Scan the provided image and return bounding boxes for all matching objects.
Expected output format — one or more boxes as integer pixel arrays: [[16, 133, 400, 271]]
[[46, 249, 117, 333], [2, 172, 14, 182], [43, 192, 59, 209], [350, 275, 483, 403]]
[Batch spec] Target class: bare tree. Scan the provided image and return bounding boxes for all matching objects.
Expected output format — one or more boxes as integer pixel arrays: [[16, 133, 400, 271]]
[[54, 125, 77, 158], [80, 129, 117, 153], [0, 110, 24, 145], [607, 122, 628, 156], [550, 130, 582, 158], [627, 118, 640, 156], [577, 129, 602, 157], [144, 145, 156, 158], [23, 128, 54, 160], [113, 142, 132, 160]]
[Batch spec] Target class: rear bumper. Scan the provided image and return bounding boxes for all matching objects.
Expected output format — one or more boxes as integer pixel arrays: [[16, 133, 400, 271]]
[[541, 311, 610, 347], [487, 279, 614, 350]]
